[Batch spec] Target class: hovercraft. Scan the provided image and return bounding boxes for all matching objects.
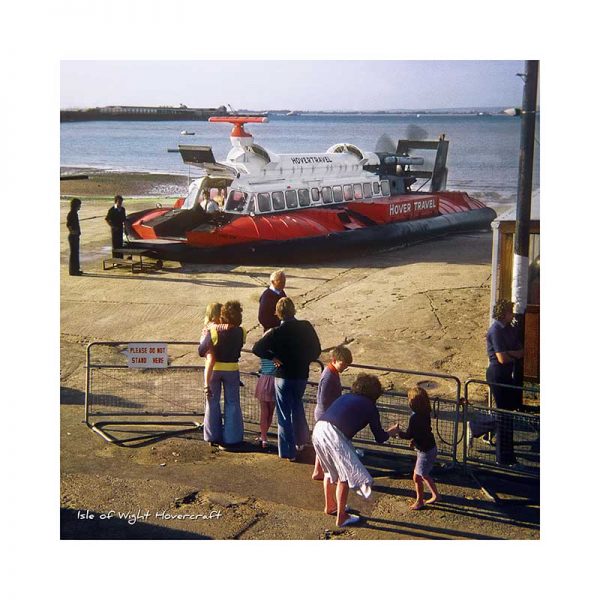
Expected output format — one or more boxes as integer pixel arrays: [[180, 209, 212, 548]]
[[125, 117, 496, 264]]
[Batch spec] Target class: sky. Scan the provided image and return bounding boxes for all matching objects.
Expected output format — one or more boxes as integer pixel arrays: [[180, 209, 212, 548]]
[[60, 60, 525, 111]]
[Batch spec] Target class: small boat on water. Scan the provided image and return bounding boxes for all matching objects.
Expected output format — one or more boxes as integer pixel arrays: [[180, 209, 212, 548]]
[[180, 130, 195, 135], [126, 117, 496, 264]]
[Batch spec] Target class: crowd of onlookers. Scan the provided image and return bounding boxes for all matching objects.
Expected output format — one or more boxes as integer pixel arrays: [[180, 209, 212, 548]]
[[66, 195, 527, 525], [198, 269, 441, 527]]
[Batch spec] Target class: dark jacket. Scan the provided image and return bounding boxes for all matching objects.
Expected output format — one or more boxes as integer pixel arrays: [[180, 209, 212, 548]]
[[258, 287, 286, 331], [198, 326, 245, 364], [105, 205, 126, 228], [252, 317, 321, 379], [67, 210, 81, 236], [397, 411, 436, 452]]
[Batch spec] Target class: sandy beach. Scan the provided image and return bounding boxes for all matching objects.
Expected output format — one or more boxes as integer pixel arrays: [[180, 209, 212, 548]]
[[60, 167, 190, 198], [60, 171, 539, 539]]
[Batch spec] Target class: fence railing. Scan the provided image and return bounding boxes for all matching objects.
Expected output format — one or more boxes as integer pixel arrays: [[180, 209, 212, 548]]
[[84, 341, 539, 477], [463, 379, 540, 474]]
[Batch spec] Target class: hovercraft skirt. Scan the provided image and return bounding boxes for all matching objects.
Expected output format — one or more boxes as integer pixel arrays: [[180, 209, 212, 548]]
[[126, 207, 496, 265]]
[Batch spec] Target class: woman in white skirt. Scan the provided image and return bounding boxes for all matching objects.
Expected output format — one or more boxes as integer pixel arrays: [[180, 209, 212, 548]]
[[312, 373, 399, 528]]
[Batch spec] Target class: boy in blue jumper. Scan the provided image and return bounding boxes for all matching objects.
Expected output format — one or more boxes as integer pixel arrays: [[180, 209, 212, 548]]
[[312, 346, 353, 480]]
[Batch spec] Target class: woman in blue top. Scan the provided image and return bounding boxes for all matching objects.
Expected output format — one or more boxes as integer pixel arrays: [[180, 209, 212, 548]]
[[486, 299, 524, 466], [312, 373, 399, 528]]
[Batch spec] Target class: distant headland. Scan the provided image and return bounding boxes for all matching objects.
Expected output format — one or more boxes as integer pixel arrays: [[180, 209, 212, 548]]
[[61, 104, 263, 123], [60, 104, 521, 122]]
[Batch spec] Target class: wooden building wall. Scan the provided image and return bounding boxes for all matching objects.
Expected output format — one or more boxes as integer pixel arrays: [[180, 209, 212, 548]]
[[496, 221, 540, 382]]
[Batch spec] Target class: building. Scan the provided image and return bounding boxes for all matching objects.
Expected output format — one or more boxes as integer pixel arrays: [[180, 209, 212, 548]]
[[489, 192, 540, 382]]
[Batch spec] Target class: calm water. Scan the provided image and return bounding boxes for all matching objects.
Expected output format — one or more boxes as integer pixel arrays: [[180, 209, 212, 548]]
[[60, 113, 540, 198]]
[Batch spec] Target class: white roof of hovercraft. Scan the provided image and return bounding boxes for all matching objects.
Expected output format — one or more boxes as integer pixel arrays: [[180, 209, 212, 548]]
[[201, 117, 380, 181]]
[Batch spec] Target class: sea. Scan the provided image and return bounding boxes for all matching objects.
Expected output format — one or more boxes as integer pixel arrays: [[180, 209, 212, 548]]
[[60, 113, 540, 200]]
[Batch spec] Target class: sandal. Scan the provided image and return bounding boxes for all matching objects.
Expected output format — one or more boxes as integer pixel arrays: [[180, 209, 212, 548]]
[[338, 514, 360, 528]]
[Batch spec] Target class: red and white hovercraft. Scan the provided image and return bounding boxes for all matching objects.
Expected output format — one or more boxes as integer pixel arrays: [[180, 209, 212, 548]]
[[125, 116, 496, 264]]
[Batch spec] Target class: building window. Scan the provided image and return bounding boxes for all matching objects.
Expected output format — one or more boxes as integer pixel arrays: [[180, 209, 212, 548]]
[[298, 188, 310, 207], [322, 187, 333, 204]]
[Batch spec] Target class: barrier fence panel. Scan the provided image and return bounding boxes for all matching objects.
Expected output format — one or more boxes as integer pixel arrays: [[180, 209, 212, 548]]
[[341, 363, 464, 464], [463, 379, 540, 476], [85, 341, 205, 442], [86, 342, 467, 465]]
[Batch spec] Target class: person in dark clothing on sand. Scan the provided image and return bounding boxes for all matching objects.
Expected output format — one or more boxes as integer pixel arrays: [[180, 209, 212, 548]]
[[67, 198, 83, 276], [105, 195, 127, 258], [396, 386, 440, 510], [252, 297, 321, 461], [258, 269, 286, 331], [486, 299, 524, 466]]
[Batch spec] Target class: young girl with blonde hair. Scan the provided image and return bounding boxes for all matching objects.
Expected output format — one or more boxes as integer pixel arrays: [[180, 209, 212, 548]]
[[396, 386, 440, 510]]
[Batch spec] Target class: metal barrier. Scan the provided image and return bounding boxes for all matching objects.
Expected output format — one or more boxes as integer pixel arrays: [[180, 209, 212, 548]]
[[463, 379, 540, 476], [85, 341, 496, 470], [85, 341, 204, 443], [348, 363, 463, 464]]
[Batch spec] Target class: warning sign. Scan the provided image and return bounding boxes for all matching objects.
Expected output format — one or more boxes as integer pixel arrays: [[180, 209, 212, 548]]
[[126, 343, 168, 368]]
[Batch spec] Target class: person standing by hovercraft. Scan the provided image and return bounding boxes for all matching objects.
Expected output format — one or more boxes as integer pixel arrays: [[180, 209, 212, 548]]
[[258, 269, 287, 332], [105, 195, 127, 258], [67, 197, 83, 276]]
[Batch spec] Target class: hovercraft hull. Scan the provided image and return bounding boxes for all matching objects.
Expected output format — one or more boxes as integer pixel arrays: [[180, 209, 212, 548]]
[[126, 206, 496, 265]]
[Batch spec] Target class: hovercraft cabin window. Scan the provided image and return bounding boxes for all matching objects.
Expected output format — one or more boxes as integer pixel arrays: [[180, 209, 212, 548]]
[[258, 192, 271, 213], [380, 180, 391, 196], [343, 185, 353, 202], [298, 188, 311, 207], [353, 184, 363, 200], [373, 181, 381, 195], [311, 188, 320, 203], [332, 186, 343, 203], [322, 187, 333, 204], [285, 190, 298, 209], [272, 191, 285, 211], [363, 182, 373, 198], [226, 190, 247, 212]]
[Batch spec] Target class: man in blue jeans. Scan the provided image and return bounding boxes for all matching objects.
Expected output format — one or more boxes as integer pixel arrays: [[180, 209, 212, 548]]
[[252, 297, 321, 461]]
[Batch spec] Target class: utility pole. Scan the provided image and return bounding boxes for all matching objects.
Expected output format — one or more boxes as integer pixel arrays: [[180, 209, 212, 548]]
[[512, 60, 539, 317], [512, 60, 539, 384]]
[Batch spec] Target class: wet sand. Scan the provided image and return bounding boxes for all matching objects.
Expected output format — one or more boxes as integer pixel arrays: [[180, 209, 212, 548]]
[[61, 167, 189, 198], [59, 176, 538, 540]]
